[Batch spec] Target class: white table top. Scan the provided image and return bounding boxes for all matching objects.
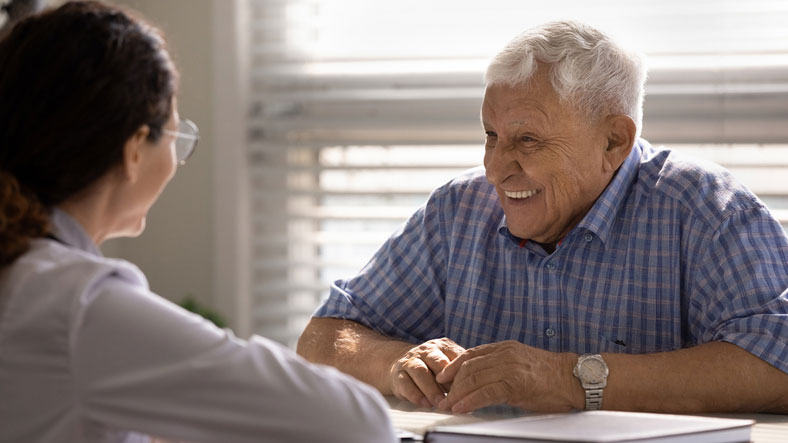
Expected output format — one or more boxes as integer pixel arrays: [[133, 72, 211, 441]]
[[387, 397, 788, 443]]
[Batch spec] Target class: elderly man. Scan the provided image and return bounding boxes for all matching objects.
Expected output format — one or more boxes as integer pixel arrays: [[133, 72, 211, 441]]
[[297, 21, 788, 414]]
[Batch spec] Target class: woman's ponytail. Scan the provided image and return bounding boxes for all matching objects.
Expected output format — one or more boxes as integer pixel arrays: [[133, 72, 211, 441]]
[[0, 170, 49, 267]]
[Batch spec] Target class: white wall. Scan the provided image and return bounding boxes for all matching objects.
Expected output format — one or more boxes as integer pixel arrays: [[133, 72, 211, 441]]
[[103, 0, 218, 314]]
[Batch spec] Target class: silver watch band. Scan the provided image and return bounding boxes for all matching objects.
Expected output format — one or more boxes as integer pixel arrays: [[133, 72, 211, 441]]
[[585, 387, 604, 410]]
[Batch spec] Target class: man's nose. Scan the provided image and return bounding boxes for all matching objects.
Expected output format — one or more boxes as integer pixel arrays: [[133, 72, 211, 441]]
[[485, 144, 520, 185]]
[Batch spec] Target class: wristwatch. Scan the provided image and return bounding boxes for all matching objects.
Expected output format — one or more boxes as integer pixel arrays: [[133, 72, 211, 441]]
[[572, 353, 608, 411]]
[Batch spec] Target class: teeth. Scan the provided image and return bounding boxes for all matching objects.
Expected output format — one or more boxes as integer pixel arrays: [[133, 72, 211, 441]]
[[504, 189, 538, 199]]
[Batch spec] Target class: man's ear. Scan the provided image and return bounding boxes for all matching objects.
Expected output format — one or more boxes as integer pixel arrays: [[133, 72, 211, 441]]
[[602, 115, 636, 173], [122, 125, 150, 183]]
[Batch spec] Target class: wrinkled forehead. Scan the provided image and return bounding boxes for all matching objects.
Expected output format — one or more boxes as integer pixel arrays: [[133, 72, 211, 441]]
[[481, 79, 568, 126]]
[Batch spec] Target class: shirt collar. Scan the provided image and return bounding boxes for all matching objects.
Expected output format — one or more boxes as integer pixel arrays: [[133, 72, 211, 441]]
[[575, 138, 644, 246], [49, 207, 103, 257], [496, 138, 645, 248]]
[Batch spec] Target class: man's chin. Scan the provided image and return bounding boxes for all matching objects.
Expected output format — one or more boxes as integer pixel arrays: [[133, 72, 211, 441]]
[[506, 223, 556, 244], [506, 225, 536, 241]]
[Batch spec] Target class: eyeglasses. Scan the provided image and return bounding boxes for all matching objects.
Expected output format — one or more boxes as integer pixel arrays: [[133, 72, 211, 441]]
[[162, 119, 199, 165]]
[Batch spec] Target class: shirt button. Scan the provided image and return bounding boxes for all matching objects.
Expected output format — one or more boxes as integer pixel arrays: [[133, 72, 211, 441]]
[[546, 262, 557, 270], [584, 233, 593, 242], [545, 328, 556, 338]]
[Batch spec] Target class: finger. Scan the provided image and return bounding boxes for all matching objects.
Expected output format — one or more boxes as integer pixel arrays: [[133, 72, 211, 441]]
[[437, 338, 467, 361], [421, 349, 452, 376], [436, 344, 498, 383], [441, 365, 509, 410], [436, 351, 470, 384], [392, 370, 431, 408], [404, 358, 450, 407], [449, 381, 511, 414], [435, 350, 477, 384]]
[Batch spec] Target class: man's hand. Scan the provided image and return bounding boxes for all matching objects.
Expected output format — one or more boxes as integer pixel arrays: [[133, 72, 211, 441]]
[[389, 338, 466, 408], [435, 340, 579, 413]]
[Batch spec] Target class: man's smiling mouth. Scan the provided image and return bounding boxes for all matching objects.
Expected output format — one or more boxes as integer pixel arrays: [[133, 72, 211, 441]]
[[504, 189, 539, 199]]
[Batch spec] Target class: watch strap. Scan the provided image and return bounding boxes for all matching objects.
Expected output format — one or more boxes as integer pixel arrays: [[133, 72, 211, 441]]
[[584, 387, 604, 410]]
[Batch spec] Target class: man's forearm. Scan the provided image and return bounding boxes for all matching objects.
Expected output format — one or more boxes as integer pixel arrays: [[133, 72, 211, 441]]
[[296, 317, 413, 394], [439, 340, 788, 414], [603, 341, 788, 414]]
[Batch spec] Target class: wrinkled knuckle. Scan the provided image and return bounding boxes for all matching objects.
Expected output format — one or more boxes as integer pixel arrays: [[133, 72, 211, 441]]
[[401, 360, 419, 372], [501, 378, 516, 393], [494, 383, 510, 400], [502, 377, 520, 399], [470, 388, 489, 404], [391, 370, 407, 385], [412, 364, 430, 376], [394, 357, 409, 371], [425, 348, 440, 358]]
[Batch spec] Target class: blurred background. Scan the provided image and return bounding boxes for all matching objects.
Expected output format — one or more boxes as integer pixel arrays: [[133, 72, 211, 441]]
[[3, 0, 787, 347]]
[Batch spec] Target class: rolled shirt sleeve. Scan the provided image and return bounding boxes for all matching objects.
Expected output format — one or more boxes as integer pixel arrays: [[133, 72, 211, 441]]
[[691, 206, 788, 373], [315, 183, 453, 344]]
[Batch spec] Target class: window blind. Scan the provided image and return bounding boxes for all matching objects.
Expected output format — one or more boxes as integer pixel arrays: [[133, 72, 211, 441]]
[[247, 0, 788, 346]]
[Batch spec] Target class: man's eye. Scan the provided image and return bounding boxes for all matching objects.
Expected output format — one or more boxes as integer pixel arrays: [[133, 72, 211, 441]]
[[520, 136, 536, 143], [485, 131, 497, 138]]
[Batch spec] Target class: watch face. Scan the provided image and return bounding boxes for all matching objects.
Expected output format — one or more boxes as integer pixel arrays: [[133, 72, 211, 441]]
[[581, 357, 608, 384]]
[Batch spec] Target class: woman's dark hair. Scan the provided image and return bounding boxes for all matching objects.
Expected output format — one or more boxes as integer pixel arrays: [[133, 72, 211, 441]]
[[0, 0, 177, 266]]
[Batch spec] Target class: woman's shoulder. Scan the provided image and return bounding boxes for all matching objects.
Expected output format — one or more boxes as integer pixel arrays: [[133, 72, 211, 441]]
[[0, 239, 150, 328], [16, 238, 147, 289]]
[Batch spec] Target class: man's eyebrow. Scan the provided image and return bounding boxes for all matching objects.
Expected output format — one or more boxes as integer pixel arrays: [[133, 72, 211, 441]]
[[482, 119, 531, 130]]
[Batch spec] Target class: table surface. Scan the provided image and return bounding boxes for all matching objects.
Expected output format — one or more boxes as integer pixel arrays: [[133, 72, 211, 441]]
[[387, 397, 788, 443]]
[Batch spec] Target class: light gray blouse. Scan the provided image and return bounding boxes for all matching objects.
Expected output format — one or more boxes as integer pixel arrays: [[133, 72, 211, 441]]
[[0, 208, 394, 443]]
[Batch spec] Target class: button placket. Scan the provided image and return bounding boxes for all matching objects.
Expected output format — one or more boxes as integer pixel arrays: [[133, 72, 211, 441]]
[[584, 233, 593, 243], [540, 253, 561, 350]]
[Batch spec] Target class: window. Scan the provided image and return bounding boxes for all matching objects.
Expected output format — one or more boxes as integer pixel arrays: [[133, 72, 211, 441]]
[[246, 0, 788, 346]]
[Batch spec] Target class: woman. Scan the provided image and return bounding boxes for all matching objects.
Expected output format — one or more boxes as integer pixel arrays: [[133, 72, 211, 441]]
[[0, 2, 395, 442]]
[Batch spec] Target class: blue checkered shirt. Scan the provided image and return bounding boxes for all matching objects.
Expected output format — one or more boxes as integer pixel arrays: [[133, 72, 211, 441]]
[[314, 139, 788, 374]]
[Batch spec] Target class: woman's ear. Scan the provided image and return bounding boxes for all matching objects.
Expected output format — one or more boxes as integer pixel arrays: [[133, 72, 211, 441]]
[[122, 125, 150, 183], [602, 115, 636, 173]]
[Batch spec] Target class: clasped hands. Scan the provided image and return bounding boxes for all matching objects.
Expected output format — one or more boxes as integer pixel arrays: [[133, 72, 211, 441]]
[[388, 338, 578, 414]]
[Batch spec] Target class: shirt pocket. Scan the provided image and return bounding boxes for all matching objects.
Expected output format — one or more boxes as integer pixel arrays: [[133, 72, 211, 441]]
[[597, 334, 631, 354], [596, 328, 681, 354]]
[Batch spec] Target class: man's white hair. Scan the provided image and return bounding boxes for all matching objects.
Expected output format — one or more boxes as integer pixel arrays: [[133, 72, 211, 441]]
[[485, 20, 647, 137]]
